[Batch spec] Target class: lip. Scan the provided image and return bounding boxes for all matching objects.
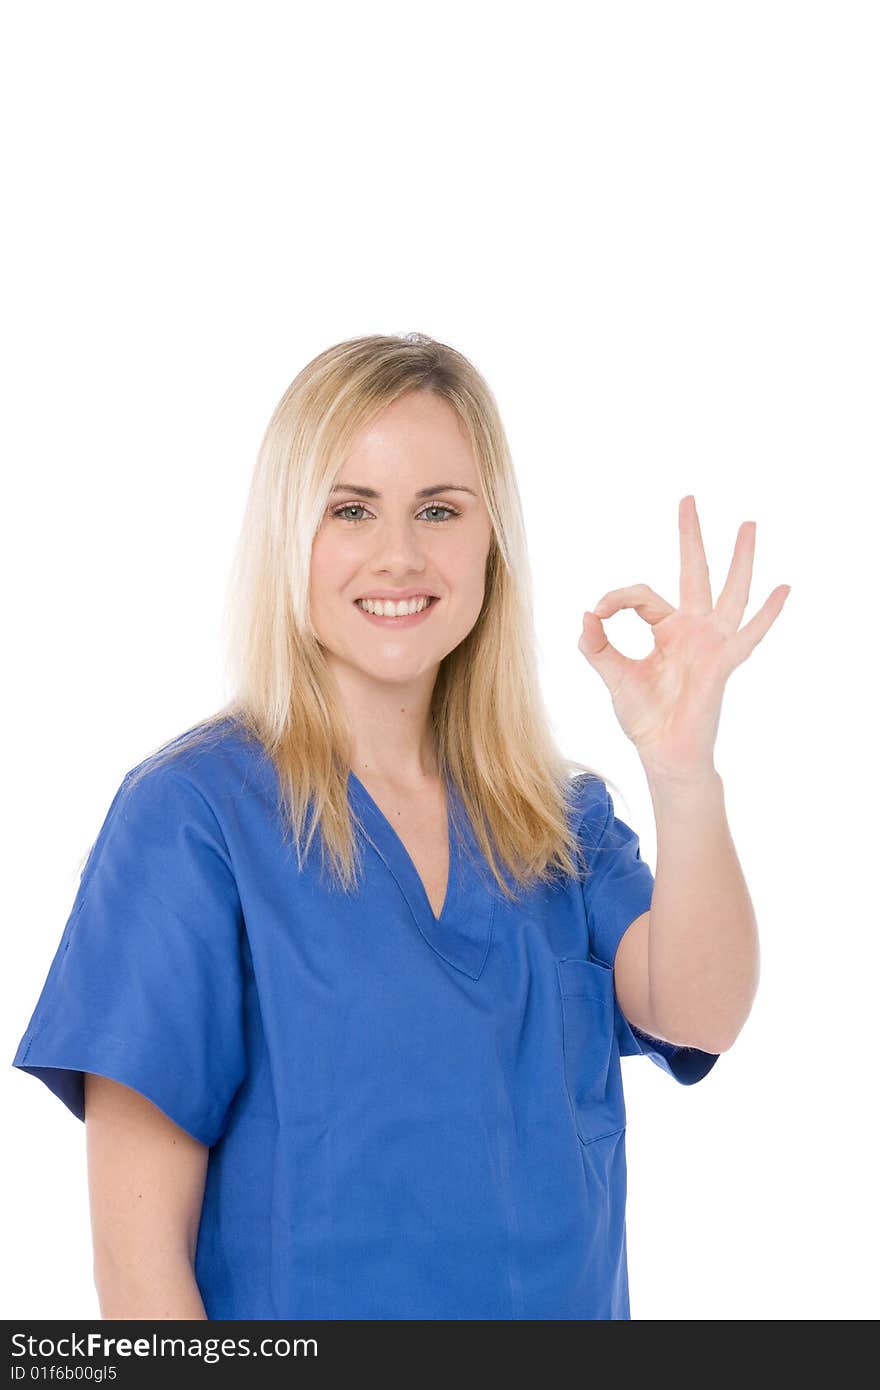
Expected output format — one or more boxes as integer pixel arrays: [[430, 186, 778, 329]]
[[353, 588, 441, 601], [353, 595, 441, 628]]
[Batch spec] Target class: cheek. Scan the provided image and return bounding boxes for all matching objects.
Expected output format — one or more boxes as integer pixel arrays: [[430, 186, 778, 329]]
[[309, 531, 351, 596], [446, 530, 491, 600]]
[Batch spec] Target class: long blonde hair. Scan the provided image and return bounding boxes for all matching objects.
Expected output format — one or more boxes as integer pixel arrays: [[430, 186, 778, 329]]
[[129, 332, 616, 900]]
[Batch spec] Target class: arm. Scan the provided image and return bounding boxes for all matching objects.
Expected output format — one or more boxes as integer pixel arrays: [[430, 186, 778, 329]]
[[614, 769, 759, 1055], [84, 1073, 210, 1319], [579, 495, 784, 1057]]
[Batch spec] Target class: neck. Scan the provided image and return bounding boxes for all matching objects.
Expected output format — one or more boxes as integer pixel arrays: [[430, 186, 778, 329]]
[[329, 656, 440, 786]]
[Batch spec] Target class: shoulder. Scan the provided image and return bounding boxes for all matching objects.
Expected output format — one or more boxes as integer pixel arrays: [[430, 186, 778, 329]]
[[567, 772, 613, 841], [83, 717, 273, 885], [122, 716, 271, 818], [75, 720, 268, 910]]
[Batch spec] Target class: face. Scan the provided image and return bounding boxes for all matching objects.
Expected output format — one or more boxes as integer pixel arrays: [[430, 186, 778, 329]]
[[309, 390, 493, 686]]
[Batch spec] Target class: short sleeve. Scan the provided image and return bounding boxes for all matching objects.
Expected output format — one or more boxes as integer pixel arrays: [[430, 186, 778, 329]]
[[576, 775, 720, 1086], [11, 762, 248, 1146]]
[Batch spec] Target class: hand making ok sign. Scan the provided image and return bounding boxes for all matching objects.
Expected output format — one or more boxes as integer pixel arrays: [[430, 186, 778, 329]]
[[578, 494, 791, 782]]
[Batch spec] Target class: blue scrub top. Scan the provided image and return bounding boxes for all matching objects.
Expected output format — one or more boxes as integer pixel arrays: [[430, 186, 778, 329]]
[[12, 718, 719, 1320]]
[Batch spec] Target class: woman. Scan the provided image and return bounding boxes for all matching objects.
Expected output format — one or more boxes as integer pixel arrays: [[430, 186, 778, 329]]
[[12, 332, 788, 1320]]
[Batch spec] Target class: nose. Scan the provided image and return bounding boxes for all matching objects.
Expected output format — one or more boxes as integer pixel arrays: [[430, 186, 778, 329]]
[[367, 515, 431, 578]]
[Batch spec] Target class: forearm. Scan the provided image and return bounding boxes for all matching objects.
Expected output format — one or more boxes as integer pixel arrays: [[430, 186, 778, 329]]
[[94, 1256, 207, 1320], [642, 766, 759, 1054]]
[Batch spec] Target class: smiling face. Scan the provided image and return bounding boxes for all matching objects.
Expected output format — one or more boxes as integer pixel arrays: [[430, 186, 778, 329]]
[[309, 390, 494, 687]]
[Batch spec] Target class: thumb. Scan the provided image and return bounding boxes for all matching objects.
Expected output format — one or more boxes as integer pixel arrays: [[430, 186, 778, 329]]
[[578, 611, 630, 689]]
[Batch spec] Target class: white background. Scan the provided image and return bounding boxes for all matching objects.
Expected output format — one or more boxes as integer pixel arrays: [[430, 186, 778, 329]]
[[2, 1, 877, 1321]]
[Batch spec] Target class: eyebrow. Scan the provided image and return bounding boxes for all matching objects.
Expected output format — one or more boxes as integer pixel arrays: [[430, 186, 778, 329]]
[[329, 482, 478, 499]]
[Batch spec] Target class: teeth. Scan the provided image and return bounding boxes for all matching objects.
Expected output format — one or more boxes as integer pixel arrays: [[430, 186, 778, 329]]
[[356, 595, 433, 617]]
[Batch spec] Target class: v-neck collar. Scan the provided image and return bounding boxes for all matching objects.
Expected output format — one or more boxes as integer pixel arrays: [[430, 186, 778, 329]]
[[347, 770, 495, 981]]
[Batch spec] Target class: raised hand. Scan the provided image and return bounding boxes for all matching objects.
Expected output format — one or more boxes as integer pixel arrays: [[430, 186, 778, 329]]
[[577, 494, 791, 781]]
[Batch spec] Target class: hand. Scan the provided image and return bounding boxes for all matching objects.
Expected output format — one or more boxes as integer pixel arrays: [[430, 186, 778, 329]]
[[577, 495, 791, 780]]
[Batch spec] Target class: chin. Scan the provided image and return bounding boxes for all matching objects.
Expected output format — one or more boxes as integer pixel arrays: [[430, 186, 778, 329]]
[[354, 650, 443, 679]]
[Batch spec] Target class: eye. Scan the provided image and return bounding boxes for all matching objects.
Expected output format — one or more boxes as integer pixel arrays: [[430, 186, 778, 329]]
[[331, 504, 371, 523], [329, 503, 462, 525], [417, 504, 461, 523]]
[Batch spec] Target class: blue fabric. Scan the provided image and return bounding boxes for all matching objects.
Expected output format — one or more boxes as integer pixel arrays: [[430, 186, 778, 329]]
[[12, 720, 719, 1319]]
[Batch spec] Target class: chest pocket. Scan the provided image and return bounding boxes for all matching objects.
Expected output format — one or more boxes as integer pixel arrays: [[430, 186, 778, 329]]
[[556, 956, 626, 1145]]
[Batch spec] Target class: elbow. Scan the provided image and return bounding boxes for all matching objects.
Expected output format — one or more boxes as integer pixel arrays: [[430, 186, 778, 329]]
[[698, 1030, 738, 1055], [703, 990, 759, 1054], [656, 995, 755, 1056], [695, 1017, 747, 1054], [653, 1014, 743, 1056]]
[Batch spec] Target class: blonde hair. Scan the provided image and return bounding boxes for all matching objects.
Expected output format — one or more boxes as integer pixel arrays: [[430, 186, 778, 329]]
[[129, 332, 618, 900]]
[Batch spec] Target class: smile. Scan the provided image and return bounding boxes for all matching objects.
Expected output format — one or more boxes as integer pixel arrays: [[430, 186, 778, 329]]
[[353, 595, 440, 627]]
